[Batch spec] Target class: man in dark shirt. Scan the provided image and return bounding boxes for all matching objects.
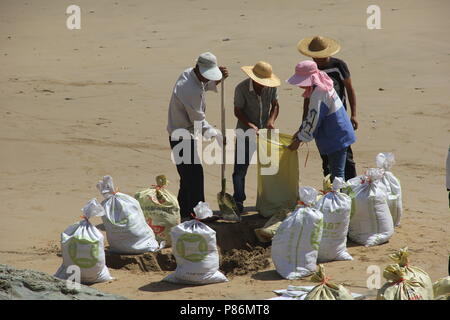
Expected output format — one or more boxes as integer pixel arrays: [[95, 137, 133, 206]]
[[297, 36, 358, 180]]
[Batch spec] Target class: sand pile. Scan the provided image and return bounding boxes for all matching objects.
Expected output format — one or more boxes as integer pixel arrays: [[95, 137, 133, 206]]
[[104, 245, 271, 277], [220, 246, 271, 276], [102, 214, 272, 275], [105, 249, 176, 272]]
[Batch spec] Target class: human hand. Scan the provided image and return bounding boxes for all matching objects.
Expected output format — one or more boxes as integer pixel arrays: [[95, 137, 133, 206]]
[[249, 123, 259, 135], [219, 66, 229, 80], [214, 131, 224, 149], [351, 116, 358, 130], [266, 121, 275, 129], [287, 139, 301, 151]]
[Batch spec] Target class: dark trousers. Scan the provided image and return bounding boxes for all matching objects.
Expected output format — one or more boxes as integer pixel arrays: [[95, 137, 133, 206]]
[[320, 145, 357, 181], [169, 138, 204, 218], [232, 136, 257, 204]]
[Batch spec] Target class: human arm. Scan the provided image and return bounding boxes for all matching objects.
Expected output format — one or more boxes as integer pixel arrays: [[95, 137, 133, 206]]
[[234, 107, 259, 133], [175, 87, 215, 136], [302, 98, 310, 121], [446, 147, 450, 191], [344, 77, 358, 130], [288, 90, 323, 150], [266, 99, 279, 129], [290, 97, 309, 144], [234, 83, 259, 133], [215, 66, 229, 85]]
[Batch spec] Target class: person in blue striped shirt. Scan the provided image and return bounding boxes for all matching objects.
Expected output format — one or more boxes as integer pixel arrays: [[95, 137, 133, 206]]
[[287, 60, 356, 182]]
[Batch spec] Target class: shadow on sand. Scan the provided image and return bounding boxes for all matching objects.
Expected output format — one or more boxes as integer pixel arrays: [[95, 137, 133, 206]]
[[138, 280, 211, 293], [251, 270, 283, 281]]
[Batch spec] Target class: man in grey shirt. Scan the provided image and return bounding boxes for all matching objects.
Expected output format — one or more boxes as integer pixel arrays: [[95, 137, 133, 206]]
[[232, 61, 281, 213], [168, 52, 228, 218]]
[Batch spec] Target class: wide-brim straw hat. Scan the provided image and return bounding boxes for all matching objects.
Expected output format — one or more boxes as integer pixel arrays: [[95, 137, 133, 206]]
[[241, 61, 280, 87], [297, 36, 341, 58]]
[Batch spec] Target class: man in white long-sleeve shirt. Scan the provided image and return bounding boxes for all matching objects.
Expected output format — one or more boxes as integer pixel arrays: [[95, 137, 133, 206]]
[[167, 52, 228, 218]]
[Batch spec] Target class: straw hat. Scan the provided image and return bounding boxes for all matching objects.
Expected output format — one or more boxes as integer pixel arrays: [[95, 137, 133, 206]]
[[297, 36, 341, 58], [241, 61, 280, 87]]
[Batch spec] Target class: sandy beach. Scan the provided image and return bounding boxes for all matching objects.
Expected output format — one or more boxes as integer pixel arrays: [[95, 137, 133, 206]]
[[0, 0, 449, 300]]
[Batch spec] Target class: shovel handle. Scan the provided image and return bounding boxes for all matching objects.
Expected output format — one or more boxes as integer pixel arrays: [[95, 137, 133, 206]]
[[221, 80, 226, 185], [221, 178, 226, 193]]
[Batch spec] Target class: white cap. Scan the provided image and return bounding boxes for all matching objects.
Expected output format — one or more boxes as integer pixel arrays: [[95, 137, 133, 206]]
[[197, 52, 222, 81]]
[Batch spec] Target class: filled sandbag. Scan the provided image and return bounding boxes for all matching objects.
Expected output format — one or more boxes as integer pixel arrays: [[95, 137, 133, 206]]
[[271, 187, 323, 279], [388, 247, 434, 299], [254, 209, 290, 243], [304, 264, 354, 300], [376, 153, 403, 226], [377, 264, 429, 300], [348, 168, 394, 246], [55, 199, 112, 284], [97, 175, 160, 254], [433, 276, 450, 300], [134, 175, 181, 247], [163, 202, 228, 285], [315, 177, 353, 262]]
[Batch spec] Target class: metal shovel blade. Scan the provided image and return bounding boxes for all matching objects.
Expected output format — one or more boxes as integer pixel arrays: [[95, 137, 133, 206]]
[[217, 179, 241, 222]]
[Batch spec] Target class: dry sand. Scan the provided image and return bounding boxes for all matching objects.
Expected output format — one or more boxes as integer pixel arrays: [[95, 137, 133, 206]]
[[0, 0, 449, 300]]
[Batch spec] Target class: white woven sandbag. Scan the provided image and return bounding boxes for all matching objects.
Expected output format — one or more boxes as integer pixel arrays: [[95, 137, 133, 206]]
[[348, 169, 394, 246], [163, 202, 228, 285], [376, 153, 403, 226], [55, 199, 112, 284], [315, 178, 353, 262], [272, 187, 324, 279], [97, 176, 160, 254]]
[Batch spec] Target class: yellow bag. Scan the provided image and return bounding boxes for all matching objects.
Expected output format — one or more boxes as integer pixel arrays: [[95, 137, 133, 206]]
[[304, 265, 354, 300], [433, 276, 450, 300], [388, 247, 434, 299], [254, 209, 291, 242], [256, 131, 299, 217], [134, 175, 181, 247], [377, 264, 429, 300]]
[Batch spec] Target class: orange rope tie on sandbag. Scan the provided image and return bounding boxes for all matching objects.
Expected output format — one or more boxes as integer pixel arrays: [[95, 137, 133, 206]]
[[361, 171, 373, 185], [321, 276, 332, 285], [152, 184, 165, 191], [190, 213, 201, 221], [393, 278, 405, 286], [152, 185, 167, 204], [112, 187, 120, 195]]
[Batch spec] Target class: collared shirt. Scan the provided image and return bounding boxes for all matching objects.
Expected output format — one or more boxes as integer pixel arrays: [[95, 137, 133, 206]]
[[234, 78, 278, 130], [167, 67, 217, 137]]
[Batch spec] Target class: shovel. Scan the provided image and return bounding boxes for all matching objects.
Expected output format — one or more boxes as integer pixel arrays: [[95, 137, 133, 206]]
[[217, 79, 241, 222]]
